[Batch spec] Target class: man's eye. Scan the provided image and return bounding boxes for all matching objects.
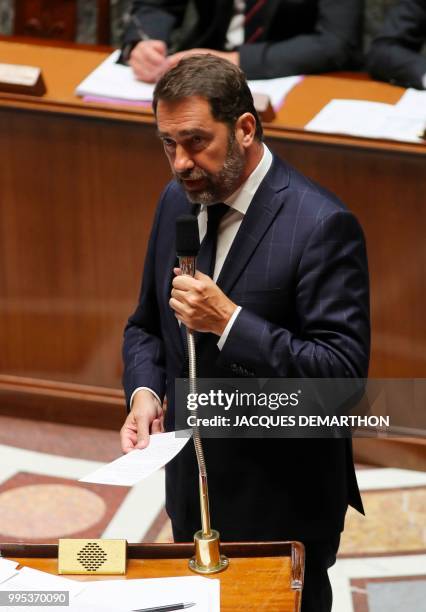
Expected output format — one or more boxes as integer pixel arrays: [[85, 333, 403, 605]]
[[163, 139, 175, 148], [191, 136, 203, 146]]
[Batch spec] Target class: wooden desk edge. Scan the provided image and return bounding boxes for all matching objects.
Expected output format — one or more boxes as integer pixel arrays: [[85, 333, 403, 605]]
[[0, 93, 425, 157], [0, 541, 305, 592]]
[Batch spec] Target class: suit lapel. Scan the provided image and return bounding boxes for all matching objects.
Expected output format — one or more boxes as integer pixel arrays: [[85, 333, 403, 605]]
[[216, 155, 290, 296]]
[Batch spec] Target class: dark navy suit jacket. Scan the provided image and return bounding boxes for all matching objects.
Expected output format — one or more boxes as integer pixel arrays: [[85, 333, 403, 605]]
[[367, 0, 426, 90], [123, 154, 370, 541]]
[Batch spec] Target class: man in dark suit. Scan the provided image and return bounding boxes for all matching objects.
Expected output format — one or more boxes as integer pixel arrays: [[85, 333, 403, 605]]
[[120, 55, 370, 612], [367, 0, 426, 89], [122, 0, 363, 81]]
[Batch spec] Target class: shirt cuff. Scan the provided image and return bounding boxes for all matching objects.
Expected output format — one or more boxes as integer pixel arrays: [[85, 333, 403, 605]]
[[217, 306, 242, 351], [422, 72, 426, 89], [130, 387, 162, 408]]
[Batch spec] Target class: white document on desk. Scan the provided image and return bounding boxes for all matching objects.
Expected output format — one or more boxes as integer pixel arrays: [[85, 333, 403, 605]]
[[394, 88, 426, 119], [248, 75, 302, 110], [75, 50, 302, 110], [0, 564, 126, 610], [0, 566, 85, 596], [0, 563, 218, 611], [305, 99, 425, 143], [75, 575, 219, 612], [79, 431, 192, 486], [0, 558, 19, 584], [0, 605, 126, 612], [75, 50, 155, 101]]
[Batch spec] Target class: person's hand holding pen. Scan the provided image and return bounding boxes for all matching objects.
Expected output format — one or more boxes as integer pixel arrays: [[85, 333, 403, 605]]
[[124, 13, 239, 83], [123, 13, 168, 82], [129, 40, 168, 83]]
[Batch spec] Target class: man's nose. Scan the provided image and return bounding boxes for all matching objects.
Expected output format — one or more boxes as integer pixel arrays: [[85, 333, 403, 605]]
[[173, 145, 194, 173]]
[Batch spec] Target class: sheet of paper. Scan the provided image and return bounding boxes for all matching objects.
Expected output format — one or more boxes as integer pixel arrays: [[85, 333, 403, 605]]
[[394, 88, 426, 119], [75, 575, 219, 612], [0, 558, 19, 584], [0, 566, 85, 598], [305, 99, 424, 143], [0, 606, 127, 612], [247, 75, 303, 110], [75, 51, 302, 111], [0, 563, 125, 611], [79, 430, 192, 486], [75, 50, 155, 101]]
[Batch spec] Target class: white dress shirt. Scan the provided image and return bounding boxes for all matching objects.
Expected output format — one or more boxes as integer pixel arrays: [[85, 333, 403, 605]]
[[131, 144, 273, 407], [225, 0, 246, 50]]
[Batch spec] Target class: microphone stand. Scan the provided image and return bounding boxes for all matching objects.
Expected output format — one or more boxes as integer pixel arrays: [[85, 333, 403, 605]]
[[179, 255, 228, 575]]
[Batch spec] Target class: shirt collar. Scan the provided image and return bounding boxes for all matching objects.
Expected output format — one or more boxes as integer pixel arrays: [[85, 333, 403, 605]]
[[224, 144, 273, 215]]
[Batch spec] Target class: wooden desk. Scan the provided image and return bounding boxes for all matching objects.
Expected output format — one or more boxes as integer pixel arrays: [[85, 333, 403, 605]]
[[0, 40, 425, 434], [0, 542, 305, 612]]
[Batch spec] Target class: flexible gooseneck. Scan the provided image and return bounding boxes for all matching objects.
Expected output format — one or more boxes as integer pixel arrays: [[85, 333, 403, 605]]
[[177, 222, 228, 574], [179, 255, 212, 538]]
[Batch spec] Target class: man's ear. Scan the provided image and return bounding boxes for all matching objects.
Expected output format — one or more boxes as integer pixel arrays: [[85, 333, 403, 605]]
[[235, 113, 257, 148]]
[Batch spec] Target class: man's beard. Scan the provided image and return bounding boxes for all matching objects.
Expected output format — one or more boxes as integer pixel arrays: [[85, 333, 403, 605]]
[[174, 133, 245, 204]]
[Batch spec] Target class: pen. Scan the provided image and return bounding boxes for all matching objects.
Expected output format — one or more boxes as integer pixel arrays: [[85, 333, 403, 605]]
[[127, 13, 151, 43], [118, 13, 174, 65], [117, 13, 152, 65], [132, 603, 195, 612]]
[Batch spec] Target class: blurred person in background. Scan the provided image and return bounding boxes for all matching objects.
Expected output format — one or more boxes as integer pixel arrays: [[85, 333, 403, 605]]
[[367, 0, 426, 89], [121, 0, 364, 81]]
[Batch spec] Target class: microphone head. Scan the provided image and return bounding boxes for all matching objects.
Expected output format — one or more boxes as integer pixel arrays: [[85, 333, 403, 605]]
[[176, 214, 200, 257]]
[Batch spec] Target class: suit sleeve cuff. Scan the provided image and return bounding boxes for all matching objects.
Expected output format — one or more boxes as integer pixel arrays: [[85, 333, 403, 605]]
[[130, 387, 162, 408], [217, 306, 242, 351]]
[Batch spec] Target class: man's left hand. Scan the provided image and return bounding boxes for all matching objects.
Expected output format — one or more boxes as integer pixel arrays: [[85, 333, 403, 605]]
[[166, 49, 239, 72], [170, 268, 237, 335]]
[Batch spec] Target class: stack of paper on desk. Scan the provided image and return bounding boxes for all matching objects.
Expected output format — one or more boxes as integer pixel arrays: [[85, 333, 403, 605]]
[[75, 50, 302, 111], [0, 564, 85, 597], [75, 575, 219, 611], [394, 88, 426, 120], [0, 560, 219, 612], [76, 50, 155, 102], [0, 562, 90, 610], [247, 75, 302, 110], [305, 99, 425, 144], [0, 558, 19, 584]]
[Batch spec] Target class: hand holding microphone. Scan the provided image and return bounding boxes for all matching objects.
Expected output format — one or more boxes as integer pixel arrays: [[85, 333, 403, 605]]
[[172, 214, 237, 335], [171, 268, 236, 336]]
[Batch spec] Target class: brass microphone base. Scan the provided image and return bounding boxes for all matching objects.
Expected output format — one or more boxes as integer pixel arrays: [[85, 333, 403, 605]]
[[188, 529, 229, 574]]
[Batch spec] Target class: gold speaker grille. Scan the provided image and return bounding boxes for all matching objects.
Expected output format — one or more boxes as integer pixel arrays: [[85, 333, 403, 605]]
[[58, 539, 127, 575]]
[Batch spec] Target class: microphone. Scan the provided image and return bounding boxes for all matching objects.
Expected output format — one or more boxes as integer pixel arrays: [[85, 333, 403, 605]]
[[175, 214, 228, 576], [176, 214, 200, 277]]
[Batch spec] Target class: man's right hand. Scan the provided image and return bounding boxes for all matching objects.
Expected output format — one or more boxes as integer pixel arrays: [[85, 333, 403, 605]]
[[120, 389, 164, 453], [129, 40, 168, 83]]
